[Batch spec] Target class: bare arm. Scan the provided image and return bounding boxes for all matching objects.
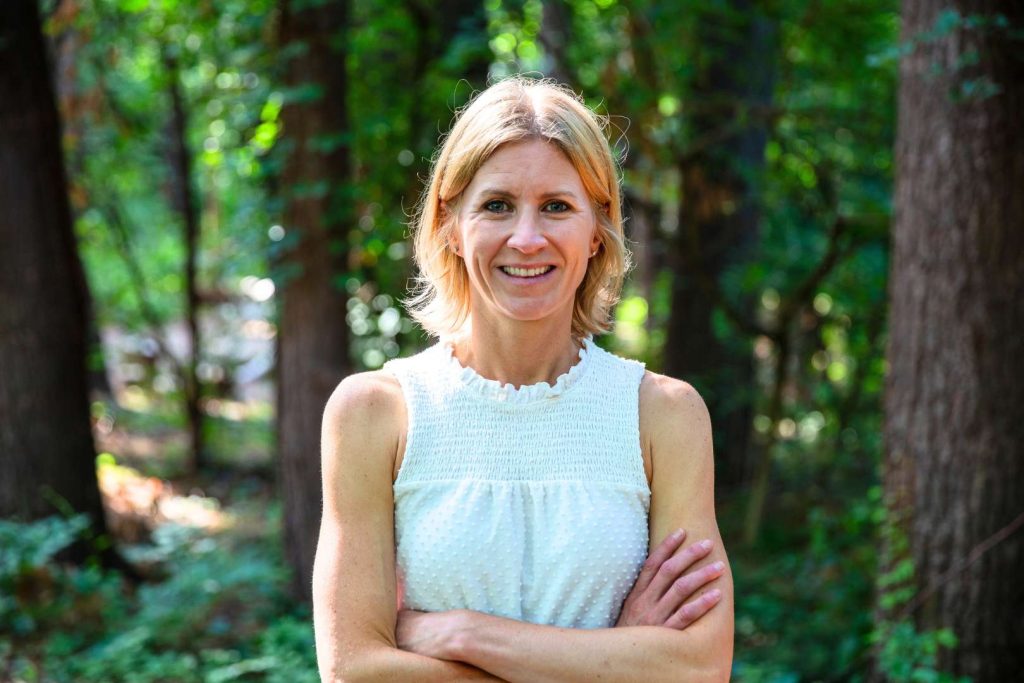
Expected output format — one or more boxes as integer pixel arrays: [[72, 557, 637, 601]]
[[465, 616, 724, 683], [312, 372, 506, 682], [393, 373, 734, 682]]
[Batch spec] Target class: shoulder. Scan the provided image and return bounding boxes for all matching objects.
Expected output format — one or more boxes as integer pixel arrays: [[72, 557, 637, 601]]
[[639, 371, 713, 480], [640, 370, 711, 433], [323, 369, 404, 424], [321, 370, 405, 477]]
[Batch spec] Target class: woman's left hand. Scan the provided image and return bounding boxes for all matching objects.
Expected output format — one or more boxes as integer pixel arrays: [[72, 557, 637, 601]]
[[396, 608, 466, 660]]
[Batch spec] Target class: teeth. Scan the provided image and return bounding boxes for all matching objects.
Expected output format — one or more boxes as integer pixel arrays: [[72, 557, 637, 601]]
[[502, 266, 552, 277]]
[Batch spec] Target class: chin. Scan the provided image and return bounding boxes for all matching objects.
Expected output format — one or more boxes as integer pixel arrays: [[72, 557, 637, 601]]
[[494, 300, 571, 323]]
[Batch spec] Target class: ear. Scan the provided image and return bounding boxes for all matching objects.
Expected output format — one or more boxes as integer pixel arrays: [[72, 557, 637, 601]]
[[448, 225, 462, 257], [439, 200, 462, 256], [590, 225, 602, 256]]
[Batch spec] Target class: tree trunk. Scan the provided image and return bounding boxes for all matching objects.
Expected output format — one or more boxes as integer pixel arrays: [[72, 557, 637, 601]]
[[0, 0, 108, 535], [880, 0, 1024, 677], [277, 0, 354, 602], [165, 53, 206, 473], [664, 0, 776, 490], [539, 0, 575, 87]]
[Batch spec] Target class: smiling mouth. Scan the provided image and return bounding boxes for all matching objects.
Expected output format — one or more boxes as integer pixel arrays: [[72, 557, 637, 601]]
[[500, 265, 555, 278]]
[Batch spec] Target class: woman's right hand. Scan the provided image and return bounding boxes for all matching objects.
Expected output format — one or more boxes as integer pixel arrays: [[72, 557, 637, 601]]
[[615, 528, 726, 629]]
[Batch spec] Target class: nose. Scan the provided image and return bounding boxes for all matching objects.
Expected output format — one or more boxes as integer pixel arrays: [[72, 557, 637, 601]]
[[506, 211, 547, 253]]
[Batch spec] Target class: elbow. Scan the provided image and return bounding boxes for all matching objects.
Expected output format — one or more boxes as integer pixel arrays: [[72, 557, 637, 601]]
[[318, 646, 407, 683], [317, 657, 371, 683], [658, 662, 730, 683], [661, 661, 731, 683], [706, 662, 732, 683], [658, 628, 733, 683]]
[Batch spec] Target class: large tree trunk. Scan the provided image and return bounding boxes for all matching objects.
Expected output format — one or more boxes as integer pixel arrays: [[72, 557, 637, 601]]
[[881, 0, 1024, 678], [277, 0, 354, 601], [0, 0, 107, 534], [664, 0, 776, 490]]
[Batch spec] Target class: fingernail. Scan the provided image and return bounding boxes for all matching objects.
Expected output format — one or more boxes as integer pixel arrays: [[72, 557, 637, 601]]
[[672, 528, 685, 540], [712, 561, 725, 571], [709, 589, 721, 600], [700, 539, 712, 550]]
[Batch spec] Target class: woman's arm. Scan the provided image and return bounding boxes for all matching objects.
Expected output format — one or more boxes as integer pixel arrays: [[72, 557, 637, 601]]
[[443, 610, 724, 683], [394, 373, 734, 683], [312, 372, 507, 682]]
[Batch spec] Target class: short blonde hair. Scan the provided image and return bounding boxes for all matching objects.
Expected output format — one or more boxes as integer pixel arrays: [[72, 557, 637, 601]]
[[404, 76, 631, 341]]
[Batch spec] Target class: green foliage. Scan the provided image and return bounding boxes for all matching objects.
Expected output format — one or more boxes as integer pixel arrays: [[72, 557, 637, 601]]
[[0, 516, 125, 646], [62, 0, 279, 421], [728, 487, 877, 679], [0, 516, 317, 682], [39, 0, 992, 676], [868, 508, 971, 683], [871, 622, 968, 683]]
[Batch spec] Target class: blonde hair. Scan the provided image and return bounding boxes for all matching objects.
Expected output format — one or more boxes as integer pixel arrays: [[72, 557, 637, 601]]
[[404, 76, 631, 341]]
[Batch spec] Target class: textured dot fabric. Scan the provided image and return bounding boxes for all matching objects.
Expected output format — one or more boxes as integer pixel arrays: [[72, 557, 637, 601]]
[[383, 335, 651, 629]]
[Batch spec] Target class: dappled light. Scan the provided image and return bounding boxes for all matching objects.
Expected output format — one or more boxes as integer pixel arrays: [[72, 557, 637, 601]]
[[3, 0, 1020, 680], [98, 454, 232, 545]]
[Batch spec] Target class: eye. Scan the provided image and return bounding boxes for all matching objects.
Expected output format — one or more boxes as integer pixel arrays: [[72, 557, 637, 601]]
[[544, 200, 571, 213], [483, 199, 510, 213]]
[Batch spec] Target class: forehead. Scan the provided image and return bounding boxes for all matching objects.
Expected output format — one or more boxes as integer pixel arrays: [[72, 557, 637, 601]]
[[465, 139, 585, 195]]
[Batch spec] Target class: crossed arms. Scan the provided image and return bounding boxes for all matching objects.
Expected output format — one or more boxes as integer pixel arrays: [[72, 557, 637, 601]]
[[312, 370, 734, 682]]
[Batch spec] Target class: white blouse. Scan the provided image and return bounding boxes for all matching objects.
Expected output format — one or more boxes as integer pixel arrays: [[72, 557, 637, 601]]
[[383, 335, 650, 629]]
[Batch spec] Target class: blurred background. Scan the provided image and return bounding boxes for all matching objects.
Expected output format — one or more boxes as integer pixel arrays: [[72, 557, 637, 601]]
[[2, 0, 1021, 681]]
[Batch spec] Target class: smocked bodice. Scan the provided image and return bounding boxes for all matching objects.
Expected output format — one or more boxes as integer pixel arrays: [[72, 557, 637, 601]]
[[383, 336, 650, 629]]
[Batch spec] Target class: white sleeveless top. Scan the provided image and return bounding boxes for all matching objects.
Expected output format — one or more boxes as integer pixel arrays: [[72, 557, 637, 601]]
[[383, 336, 650, 629]]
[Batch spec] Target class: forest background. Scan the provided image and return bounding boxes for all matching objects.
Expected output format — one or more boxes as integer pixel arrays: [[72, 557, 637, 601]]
[[1, 0, 1021, 681]]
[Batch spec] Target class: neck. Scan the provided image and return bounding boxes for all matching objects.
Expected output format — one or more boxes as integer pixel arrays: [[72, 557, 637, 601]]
[[450, 309, 584, 389]]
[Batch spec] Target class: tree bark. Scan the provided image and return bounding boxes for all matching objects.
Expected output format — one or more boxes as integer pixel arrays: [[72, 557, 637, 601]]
[[277, 0, 354, 602], [881, 0, 1024, 677], [0, 0, 108, 534]]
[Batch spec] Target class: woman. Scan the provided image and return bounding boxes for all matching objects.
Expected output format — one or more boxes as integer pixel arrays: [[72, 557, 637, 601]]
[[312, 77, 734, 682]]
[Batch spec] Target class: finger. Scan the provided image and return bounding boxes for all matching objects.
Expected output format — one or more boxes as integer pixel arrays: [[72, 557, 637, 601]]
[[632, 528, 688, 595], [651, 560, 726, 624], [664, 587, 723, 631], [646, 539, 714, 602]]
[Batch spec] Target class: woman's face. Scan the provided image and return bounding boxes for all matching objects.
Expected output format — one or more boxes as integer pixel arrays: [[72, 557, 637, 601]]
[[449, 138, 601, 330]]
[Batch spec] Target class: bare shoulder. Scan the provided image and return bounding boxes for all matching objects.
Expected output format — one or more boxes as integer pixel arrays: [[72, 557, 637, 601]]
[[639, 370, 712, 440], [323, 369, 404, 425], [321, 369, 406, 482], [639, 371, 713, 484]]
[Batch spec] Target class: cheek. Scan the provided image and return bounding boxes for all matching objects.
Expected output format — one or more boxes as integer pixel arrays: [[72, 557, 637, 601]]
[[462, 229, 502, 259]]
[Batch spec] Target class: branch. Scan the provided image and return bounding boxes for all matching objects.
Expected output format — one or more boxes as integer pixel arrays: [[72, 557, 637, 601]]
[[777, 214, 849, 322], [93, 197, 185, 380], [897, 509, 1024, 621]]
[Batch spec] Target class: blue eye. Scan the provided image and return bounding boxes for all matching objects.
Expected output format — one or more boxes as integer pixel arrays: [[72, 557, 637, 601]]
[[484, 199, 510, 213], [545, 200, 570, 212]]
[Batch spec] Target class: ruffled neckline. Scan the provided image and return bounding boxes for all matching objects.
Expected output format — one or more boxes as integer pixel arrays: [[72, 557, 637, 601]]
[[439, 335, 595, 404]]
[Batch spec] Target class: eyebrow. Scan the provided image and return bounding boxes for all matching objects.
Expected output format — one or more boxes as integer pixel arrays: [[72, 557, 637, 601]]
[[474, 187, 583, 202]]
